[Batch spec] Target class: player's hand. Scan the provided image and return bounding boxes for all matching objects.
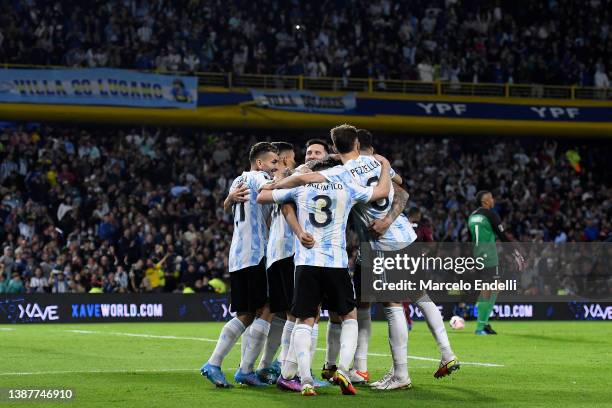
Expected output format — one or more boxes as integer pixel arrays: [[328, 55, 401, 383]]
[[298, 231, 315, 248], [229, 183, 251, 201], [512, 249, 527, 271], [294, 164, 312, 174], [373, 154, 390, 166], [369, 217, 392, 238]]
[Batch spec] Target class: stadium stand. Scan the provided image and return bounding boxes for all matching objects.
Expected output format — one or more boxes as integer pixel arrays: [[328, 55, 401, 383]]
[[0, 0, 610, 88], [0, 124, 610, 295]]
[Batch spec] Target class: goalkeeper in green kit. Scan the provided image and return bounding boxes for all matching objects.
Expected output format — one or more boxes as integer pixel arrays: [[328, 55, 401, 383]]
[[468, 191, 525, 335]]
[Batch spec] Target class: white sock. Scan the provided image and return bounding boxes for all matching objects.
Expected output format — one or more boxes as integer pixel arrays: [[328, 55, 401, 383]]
[[258, 316, 285, 370], [338, 319, 358, 372], [279, 319, 295, 365], [239, 318, 270, 373], [293, 324, 313, 384], [325, 322, 342, 366], [208, 317, 245, 367], [354, 307, 371, 372], [281, 328, 298, 379], [416, 295, 454, 362], [385, 306, 408, 381], [240, 325, 250, 366], [309, 323, 319, 367]]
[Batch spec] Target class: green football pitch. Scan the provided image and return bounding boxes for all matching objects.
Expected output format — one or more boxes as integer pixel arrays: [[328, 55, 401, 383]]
[[1, 321, 610, 408]]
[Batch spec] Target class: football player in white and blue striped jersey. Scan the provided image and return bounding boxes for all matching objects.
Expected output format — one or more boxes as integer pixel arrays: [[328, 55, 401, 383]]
[[311, 128, 416, 389], [201, 142, 279, 388], [257, 124, 394, 396], [273, 139, 330, 392], [254, 141, 298, 384], [265, 142, 298, 276], [258, 128, 414, 389], [355, 130, 459, 386]]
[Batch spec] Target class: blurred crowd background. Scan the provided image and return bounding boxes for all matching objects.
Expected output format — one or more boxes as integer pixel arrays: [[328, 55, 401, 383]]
[[1, 0, 611, 88]]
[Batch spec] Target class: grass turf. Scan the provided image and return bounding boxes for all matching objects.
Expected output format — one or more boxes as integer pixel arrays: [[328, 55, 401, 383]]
[[0, 321, 610, 408]]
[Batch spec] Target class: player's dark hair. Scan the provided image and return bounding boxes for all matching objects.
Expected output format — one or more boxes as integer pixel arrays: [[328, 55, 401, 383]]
[[330, 124, 358, 154], [357, 128, 373, 151], [308, 157, 342, 171], [249, 142, 278, 163], [475, 190, 491, 206], [306, 138, 329, 153], [271, 141, 294, 154]]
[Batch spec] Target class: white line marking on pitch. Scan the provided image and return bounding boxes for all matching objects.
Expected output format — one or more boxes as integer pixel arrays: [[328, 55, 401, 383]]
[[0, 368, 196, 376], [63, 329, 504, 367], [0, 328, 16, 331]]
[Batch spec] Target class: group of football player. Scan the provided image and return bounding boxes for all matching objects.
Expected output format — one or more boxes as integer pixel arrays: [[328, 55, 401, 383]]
[[200, 124, 459, 396]]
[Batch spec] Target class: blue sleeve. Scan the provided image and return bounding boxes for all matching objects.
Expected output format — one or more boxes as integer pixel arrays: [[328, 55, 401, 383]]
[[318, 165, 349, 184], [272, 188, 297, 204], [348, 180, 374, 203]]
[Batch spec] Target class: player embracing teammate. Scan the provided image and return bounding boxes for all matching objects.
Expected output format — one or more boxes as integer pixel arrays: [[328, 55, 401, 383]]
[[200, 125, 460, 395]]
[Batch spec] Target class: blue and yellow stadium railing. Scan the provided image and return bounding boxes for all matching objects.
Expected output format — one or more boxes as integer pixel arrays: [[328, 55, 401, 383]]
[[3, 63, 612, 137], [2, 63, 611, 101], [196, 72, 612, 101]]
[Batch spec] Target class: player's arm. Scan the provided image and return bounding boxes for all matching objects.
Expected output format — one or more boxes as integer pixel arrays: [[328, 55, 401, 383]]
[[281, 203, 300, 235], [257, 188, 315, 248], [388, 161, 403, 185], [484, 208, 527, 270], [259, 172, 325, 191], [392, 174, 403, 185], [256, 189, 275, 204], [281, 203, 315, 248], [257, 187, 295, 205], [484, 209, 511, 242], [223, 182, 250, 212], [369, 181, 409, 238], [368, 154, 392, 202]]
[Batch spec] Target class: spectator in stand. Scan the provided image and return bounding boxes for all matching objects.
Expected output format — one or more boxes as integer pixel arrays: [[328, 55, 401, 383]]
[[6, 272, 24, 293], [29, 267, 48, 293], [417, 57, 434, 82], [0, 271, 6, 293], [594, 63, 610, 99], [408, 207, 434, 242]]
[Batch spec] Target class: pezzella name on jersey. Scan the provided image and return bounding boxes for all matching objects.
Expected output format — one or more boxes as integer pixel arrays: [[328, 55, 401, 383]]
[[348, 160, 380, 177]]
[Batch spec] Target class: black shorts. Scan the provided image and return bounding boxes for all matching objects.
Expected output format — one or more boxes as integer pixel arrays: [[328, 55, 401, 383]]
[[292, 265, 356, 319], [230, 258, 267, 314], [353, 261, 363, 303], [322, 262, 361, 311], [267, 256, 295, 313], [482, 265, 501, 280]]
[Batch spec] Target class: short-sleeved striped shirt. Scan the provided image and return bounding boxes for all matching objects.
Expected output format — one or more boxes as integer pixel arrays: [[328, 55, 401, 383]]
[[272, 179, 373, 268]]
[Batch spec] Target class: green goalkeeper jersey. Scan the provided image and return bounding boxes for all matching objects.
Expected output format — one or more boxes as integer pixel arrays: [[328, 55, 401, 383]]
[[468, 207, 510, 268]]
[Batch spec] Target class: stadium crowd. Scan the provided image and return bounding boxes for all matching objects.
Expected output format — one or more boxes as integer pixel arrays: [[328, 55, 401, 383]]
[[0, 124, 610, 295], [0, 0, 611, 88]]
